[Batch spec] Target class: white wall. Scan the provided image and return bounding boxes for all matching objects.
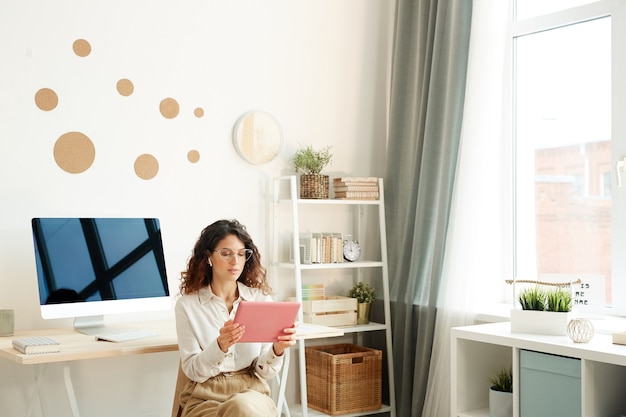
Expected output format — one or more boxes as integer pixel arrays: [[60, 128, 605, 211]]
[[0, 0, 394, 415]]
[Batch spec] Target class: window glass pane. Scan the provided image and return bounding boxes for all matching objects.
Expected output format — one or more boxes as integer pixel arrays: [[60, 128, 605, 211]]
[[515, 18, 611, 303], [516, 0, 597, 20]]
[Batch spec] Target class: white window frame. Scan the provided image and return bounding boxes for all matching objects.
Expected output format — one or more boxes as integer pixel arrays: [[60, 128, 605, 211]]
[[506, 0, 626, 314]]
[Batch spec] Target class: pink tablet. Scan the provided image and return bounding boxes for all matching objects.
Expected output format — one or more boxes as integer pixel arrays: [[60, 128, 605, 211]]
[[234, 301, 300, 342]]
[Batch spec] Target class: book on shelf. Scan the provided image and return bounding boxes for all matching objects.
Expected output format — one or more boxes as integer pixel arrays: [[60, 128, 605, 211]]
[[333, 177, 378, 183], [302, 284, 325, 300], [333, 185, 379, 192], [12, 336, 60, 354], [334, 191, 379, 199], [309, 232, 343, 264]]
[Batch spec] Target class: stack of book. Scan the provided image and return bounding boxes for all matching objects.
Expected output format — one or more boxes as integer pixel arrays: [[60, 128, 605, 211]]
[[302, 284, 325, 300], [333, 177, 379, 200], [290, 232, 344, 264]]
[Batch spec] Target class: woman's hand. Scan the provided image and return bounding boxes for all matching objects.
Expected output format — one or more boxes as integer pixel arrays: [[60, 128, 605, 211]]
[[273, 322, 298, 356], [217, 319, 244, 352]]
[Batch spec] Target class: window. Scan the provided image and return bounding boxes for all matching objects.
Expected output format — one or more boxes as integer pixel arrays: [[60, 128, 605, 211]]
[[510, 1, 626, 312]]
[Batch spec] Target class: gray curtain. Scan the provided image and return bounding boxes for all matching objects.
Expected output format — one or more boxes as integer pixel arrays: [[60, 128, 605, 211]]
[[384, 1, 472, 416]]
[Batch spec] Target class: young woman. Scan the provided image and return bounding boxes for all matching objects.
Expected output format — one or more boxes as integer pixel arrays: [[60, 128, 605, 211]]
[[175, 219, 296, 417]]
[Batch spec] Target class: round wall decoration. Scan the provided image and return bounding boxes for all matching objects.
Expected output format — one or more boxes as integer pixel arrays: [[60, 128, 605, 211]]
[[232, 111, 283, 165]]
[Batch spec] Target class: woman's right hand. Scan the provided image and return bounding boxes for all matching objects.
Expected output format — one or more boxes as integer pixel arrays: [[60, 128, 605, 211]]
[[217, 319, 244, 352]]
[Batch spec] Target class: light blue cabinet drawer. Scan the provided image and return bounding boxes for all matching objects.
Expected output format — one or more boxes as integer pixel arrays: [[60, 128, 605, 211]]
[[520, 350, 581, 417]]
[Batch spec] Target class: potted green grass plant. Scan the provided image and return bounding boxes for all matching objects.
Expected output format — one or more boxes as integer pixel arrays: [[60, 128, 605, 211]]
[[291, 145, 332, 199], [348, 282, 375, 324], [511, 285, 573, 335], [488, 367, 513, 417]]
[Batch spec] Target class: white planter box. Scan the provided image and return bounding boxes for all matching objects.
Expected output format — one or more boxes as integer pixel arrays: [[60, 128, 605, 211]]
[[510, 309, 572, 336]]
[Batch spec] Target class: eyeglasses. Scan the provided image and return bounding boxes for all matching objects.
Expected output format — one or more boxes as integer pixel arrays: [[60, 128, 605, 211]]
[[213, 248, 253, 262]]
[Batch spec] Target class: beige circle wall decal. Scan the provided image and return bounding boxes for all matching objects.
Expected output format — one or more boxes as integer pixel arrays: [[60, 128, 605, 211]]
[[73, 39, 91, 57], [116, 79, 134, 96], [159, 98, 179, 119], [35, 88, 58, 111], [53, 132, 96, 174], [134, 154, 159, 180], [187, 150, 200, 163], [194, 107, 204, 118]]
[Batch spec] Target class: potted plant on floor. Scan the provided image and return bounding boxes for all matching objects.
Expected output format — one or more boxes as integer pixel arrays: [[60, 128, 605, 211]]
[[488, 367, 513, 417], [348, 281, 375, 324], [511, 285, 573, 335], [291, 145, 332, 199]]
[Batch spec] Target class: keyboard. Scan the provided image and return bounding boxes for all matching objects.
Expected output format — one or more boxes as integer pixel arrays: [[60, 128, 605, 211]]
[[95, 329, 159, 343]]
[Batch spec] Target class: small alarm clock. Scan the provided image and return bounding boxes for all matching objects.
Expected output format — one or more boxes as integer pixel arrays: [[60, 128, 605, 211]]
[[343, 238, 361, 262]]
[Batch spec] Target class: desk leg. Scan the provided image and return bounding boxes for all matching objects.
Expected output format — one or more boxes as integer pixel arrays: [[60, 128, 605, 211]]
[[62, 363, 80, 417], [26, 363, 48, 417], [275, 349, 291, 417]]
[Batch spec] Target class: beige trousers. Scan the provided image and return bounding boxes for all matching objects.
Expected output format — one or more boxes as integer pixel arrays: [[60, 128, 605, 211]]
[[179, 366, 277, 417]]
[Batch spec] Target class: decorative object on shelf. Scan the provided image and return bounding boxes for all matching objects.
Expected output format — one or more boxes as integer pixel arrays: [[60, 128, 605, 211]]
[[300, 296, 357, 327], [291, 145, 332, 199], [232, 110, 283, 165], [349, 282, 375, 325], [567, 318, 594, 343], [509, 280, 575, 336], [305, 344, 382, 416], [342, 235, 361, 262], [333, 177, 379, 200], [488, 367, 513, 417]]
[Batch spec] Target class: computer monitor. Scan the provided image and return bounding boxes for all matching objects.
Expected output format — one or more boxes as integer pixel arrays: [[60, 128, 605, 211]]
[[31, 217, 172, 334]]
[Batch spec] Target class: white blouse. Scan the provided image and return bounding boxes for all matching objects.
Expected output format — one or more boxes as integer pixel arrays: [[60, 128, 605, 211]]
[[175, 282, 285, 383]]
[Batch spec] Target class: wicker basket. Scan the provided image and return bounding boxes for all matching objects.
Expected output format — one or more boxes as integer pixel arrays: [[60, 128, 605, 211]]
[[305, 344, 382, 415], [300, 174, 329, 199]]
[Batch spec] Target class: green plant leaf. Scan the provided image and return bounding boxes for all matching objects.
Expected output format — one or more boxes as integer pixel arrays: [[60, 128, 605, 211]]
[[291, 145, 332, 174]]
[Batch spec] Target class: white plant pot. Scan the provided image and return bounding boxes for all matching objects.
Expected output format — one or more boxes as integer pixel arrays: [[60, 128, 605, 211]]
[[510, 309, 572, 336], [489, 388, 513, 417]]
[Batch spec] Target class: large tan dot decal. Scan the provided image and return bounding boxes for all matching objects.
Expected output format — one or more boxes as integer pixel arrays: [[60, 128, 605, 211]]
[[35, 88, 58, 111], [160, 98, 179, 119], [116, 79, 134, 96], [187, 150, 200, 163], [54, 132, 96, 174], [194, 108, 204, 118], [134, 154, 159, 180], [73, 39, 91, 57]]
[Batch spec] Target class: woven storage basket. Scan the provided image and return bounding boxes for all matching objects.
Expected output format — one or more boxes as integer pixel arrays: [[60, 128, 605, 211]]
[[300, 174, 329, 199], [305, 343, 382, 415]]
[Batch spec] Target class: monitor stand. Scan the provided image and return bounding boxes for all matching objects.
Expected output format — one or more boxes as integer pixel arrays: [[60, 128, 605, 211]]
[[73, 315, 124, 335]]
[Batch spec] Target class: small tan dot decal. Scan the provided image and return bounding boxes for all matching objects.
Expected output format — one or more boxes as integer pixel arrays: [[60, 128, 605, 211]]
[[134, 154, 159, 180], [159, 98, 179, 119], [73, 39, 91, 57], [194, 108, 204, 118], [116, 79, 134, 96], [54, 132, 96, 174], [35, 88, 58, 111], [187, 150, 200, 163]]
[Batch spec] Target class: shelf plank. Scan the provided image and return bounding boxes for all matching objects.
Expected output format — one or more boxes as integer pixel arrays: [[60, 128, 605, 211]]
[[278, 198, 381, 206], [277, 261, 383, 270], [286, 404, 393, 417]]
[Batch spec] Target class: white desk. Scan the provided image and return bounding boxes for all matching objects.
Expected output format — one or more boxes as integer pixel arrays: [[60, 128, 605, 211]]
[[0, 320, 177, 417], [0, 320, 342, 417]]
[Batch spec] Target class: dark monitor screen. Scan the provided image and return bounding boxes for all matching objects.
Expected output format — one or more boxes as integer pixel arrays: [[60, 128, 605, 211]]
[[31, 217, 171, 332]]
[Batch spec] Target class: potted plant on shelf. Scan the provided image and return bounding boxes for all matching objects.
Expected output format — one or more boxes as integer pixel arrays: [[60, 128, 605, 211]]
[[488, 367, 513, 417], [348, 281, 375, 324], [291, 145, 332, 199], [511, 285, 573, 335]]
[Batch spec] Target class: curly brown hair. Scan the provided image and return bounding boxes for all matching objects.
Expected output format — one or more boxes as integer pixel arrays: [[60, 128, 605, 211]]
[[179, 219, 272, 296]]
